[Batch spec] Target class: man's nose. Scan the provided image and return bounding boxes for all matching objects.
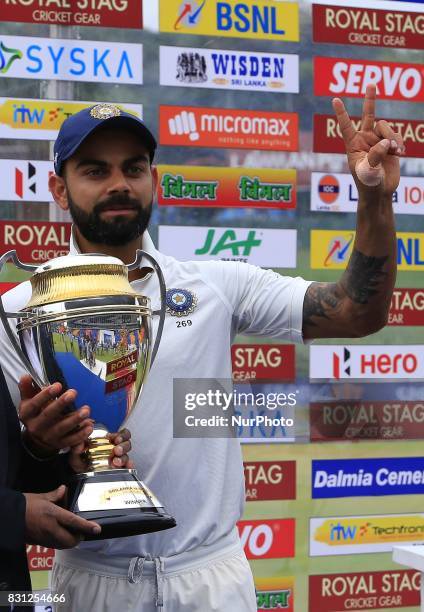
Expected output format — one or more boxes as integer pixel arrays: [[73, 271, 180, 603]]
[[106, 169, 131, 193]]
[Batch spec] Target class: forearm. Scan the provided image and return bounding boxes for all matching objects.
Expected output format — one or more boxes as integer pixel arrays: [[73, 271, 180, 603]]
[[339, 190, 397, 331], [303, 192, 396, 339]]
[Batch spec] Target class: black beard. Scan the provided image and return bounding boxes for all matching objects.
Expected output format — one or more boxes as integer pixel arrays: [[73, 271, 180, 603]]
[[67, 192, 152, 247]]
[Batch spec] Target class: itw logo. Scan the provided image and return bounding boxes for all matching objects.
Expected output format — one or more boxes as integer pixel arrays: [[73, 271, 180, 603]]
[[0, 42, 22, 74], [195, 229, 262, 256], [329, 522, 357, 541]]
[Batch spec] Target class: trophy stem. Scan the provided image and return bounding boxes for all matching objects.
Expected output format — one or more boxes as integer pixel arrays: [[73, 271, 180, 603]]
[[86, 425, 114, 472]]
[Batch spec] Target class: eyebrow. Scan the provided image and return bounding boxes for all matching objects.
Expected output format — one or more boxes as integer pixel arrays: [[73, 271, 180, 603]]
[[75, 154, 150, 170]]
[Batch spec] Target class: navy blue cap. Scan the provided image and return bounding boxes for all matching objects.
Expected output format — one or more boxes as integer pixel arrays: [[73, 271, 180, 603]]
[[53, 103, 157, 175]]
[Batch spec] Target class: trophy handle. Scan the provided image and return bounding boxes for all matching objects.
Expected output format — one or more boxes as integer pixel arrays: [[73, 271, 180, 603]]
[[0, 250, 47, 388], [128, 250, 165, 368]]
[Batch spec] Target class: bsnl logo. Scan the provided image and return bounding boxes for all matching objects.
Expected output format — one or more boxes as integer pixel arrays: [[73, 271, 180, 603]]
[[174, 1, 286, 35], [195, 229, 262, 257]]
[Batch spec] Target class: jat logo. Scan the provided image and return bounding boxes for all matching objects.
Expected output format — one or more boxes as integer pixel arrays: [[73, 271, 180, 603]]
[[0, 41, 22, 73], [195, 228, 261, 257], [160, 0, 299, 42]]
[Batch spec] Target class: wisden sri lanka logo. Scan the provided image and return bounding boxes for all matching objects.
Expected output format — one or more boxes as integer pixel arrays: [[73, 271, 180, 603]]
[[311, 514, 424, 556]]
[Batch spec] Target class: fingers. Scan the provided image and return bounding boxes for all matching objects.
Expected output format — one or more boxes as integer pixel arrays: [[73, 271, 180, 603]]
[[18, 375, 39, 401], [355, 141, 390, 186], [55, 506, 101, 536], [42, 485, 66, 504], [19, 382, 62, 420], [47, 524, 83, 550], [108, 428, 132, 468], [108, 428, 131, 445], [360, 84, 376, 132], [332, 97, 356, 144], [375, 120, 404, 155]]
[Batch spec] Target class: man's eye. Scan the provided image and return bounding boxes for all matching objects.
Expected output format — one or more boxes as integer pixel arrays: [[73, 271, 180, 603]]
[[127, 165, 146, 175], [87, 168, 106, 176]]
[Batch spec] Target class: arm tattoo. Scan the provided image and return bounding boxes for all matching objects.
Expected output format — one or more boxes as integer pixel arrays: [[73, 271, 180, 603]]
[[303, 282, 342, 327], [303, 249, 388, 327], [341, 249, 388, 304]]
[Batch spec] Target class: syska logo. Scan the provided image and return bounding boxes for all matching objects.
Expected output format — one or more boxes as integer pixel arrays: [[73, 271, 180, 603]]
[[195, 228, 261, 258], [0, 35, 142, 85], [324, 234, 354, 267], [0, 41, 22, 73], [315, 57, 424, 102], [238, 518, 295, 559]]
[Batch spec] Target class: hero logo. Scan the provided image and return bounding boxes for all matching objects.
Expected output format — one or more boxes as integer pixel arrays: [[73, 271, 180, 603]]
[[330, 61, 422, 100], [238, 518, 295, 559], [15, 162, 36, 198], [333, 348, 351, 379], [333, 347, 418, 377]]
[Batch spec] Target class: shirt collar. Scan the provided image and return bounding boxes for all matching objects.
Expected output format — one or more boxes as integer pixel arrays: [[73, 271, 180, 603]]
[[69, 225, 160, 276]]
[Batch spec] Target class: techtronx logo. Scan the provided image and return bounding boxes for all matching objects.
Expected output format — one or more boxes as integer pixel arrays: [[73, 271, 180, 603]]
[[311, 172, 424, 215], [314, 56, 424, 102], [310, 230, 424, 271], [312, 3, 424, 51], [308, 569, 420, 612], [310, 513, 424, 556], [0, 98, 142, 141], [310, 345, 424, 380], [159, 105, 298, 152], [159, 45, 299, 94], [158, 226, 297, 267], [238, 518, 295, 559], [313, 114, 424, 158], [312, 457, 424, 499], [0, 35, 142, 84], [160, 0, 299, 42]]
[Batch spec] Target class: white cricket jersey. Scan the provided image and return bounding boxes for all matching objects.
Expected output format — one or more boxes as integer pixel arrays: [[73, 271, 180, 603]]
[[0, 229, 311, 557]]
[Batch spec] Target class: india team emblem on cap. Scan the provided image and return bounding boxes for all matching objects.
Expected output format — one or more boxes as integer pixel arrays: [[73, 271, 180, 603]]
[[166, 288, 197, 317], [90, 103, 122, 120]]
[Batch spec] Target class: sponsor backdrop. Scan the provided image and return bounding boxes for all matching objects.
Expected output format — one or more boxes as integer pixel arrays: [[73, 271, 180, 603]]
[[0, 0, 423, 611]]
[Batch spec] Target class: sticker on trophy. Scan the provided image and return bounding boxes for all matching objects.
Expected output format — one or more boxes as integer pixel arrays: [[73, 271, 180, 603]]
[[77, 482, 151, 512], [166, 288, 198, 317]]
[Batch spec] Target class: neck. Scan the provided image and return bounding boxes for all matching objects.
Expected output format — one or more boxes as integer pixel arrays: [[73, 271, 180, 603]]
[[73, 229, 147, 281]]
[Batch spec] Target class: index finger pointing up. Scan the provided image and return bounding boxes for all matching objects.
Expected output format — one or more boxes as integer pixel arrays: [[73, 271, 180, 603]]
[[360, 84, 377, 132], [332, 97, 356, 145]]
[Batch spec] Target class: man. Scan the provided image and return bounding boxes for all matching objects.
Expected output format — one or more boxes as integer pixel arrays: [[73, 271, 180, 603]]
[[0, 369, 133, 610], [0, 86, 403, 611]]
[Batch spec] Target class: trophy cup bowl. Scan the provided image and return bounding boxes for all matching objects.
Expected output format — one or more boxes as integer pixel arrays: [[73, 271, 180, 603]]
[[0, 250, 176, 540]]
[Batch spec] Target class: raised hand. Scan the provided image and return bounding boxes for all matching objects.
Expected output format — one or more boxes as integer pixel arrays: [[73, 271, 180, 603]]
[[333, 84, 404, 197]]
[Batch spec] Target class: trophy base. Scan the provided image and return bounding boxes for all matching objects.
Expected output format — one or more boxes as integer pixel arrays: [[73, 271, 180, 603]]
[[67, 468, 177, 540]]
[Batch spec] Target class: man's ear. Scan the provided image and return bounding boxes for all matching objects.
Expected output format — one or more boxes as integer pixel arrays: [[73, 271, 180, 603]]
[[49, 173, 69, 211]]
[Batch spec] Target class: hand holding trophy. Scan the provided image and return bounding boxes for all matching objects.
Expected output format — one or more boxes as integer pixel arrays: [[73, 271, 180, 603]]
[[0, 249, 176, 540]]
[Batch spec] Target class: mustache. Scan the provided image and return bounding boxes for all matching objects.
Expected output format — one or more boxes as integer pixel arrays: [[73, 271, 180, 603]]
[[93, 194, 141, 213]]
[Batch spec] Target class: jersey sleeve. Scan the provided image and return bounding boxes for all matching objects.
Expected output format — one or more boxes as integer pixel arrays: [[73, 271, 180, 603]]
[[204, 261, 313, 343]]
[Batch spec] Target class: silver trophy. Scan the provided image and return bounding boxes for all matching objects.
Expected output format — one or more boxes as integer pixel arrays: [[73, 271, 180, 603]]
[[0, 250, 176, 540]]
